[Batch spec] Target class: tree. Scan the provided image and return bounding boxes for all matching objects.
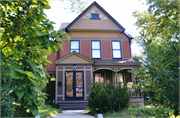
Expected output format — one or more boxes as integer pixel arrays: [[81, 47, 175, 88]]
[[1, 0, 69, 117], [132, 0, 179, 116], [61, 0, 91, 14]]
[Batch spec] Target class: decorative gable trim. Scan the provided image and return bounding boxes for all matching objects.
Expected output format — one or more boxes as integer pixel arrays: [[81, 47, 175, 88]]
[[66, 1, 125, 31], [54, 51, 94, 64]]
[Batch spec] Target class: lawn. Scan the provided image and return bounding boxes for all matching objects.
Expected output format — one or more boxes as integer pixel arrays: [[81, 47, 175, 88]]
[[103, 105, 177, 118], [37, 105, 62, 118]]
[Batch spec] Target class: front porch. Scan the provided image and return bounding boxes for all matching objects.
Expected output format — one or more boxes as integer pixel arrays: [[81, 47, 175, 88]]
[[93, 68, 144, 106]]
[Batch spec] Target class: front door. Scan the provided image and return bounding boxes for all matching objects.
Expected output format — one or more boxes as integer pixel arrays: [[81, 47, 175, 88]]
[[65, 71, 84, 100]]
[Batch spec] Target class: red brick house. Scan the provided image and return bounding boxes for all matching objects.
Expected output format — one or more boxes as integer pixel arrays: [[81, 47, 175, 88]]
[[46, 1, 143, 109]]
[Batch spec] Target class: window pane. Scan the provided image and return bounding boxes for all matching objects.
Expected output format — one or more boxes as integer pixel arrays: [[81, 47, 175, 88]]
[[113, 50, 121, 58], [92, 41, 100, 49], [71, 41, 79, 49], [95, 73, 101, 82], [117, 73, 123, 83], [92, 50, 100, 58], [112, 41, 120, 49], [92, 14, 99, 19], [70, 50, 79, 53]]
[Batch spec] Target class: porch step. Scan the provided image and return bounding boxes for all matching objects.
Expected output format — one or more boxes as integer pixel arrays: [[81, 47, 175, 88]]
[[58, 101, 88, 110]]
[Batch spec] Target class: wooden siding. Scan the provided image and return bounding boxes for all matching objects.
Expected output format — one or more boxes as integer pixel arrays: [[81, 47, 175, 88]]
[[81, 40, 90, 58], [70, 5, 121, 31], [66, 32, 129, 40], [102, 40, 111, 59], [46, 53, 59, 71], [122, 41, 131, 59], [60, 55, 90, 64], [58, 71, 63, 95], [71, 19, 120, 30], [86, 70, 91, 95], [61, 40, 69, 58]]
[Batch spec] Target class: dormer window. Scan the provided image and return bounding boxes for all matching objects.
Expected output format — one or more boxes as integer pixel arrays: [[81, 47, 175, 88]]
[[91, 14, 99, 19]]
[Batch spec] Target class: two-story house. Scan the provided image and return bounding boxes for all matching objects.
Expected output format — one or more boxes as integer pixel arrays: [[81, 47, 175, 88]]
[[46, 1, 143, 109]]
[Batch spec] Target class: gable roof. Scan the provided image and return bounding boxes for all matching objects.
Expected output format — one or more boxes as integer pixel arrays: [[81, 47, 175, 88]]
[[62, 1, 134, 40], [66, 1, 125, 31], [54, 51, 94, 64]]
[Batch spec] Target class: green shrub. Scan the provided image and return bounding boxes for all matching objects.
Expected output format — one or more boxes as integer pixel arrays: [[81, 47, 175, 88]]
[[88, 80, 131, 114], [104, 105, 176, 118]]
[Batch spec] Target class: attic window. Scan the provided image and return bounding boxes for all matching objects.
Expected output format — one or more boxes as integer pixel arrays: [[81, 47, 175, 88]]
[[91, 14, 99, 19]]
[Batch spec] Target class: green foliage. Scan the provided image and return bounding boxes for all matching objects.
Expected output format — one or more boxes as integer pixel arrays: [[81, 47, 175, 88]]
[[61, 0, 91, 14], [1, 0, 69, 117], [132, 0, 179, 116], [104, 105, 175, 118], [38, 105, 62, 117], [88, 80, 131, 114]]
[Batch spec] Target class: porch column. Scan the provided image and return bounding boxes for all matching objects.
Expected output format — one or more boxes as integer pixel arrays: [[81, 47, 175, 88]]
[[115, 68, 118, 87], [131, 73, 136, 85], [139, 75, 143, 98]]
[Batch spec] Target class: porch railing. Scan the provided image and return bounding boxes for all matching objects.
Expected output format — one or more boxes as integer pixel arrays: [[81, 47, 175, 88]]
[[128, 87, 143, 98]]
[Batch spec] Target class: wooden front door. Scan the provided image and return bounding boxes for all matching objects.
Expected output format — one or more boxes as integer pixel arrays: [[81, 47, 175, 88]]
[[65, 71, 84, 100]]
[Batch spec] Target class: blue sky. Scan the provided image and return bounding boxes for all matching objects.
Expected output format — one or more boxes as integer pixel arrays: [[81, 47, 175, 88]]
[[44, 0, 148, 56]]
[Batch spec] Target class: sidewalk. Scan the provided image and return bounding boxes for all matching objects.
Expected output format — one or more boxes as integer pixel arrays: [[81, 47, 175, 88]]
[[51, 110, 96, 118]]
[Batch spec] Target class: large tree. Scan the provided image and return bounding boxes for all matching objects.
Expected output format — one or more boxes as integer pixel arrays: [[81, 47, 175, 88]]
[[132, 0, 179, 116], [1, 0, 69, 117]]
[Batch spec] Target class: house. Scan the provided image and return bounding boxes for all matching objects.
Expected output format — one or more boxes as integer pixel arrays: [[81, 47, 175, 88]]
[[46, 1, 144, 109]]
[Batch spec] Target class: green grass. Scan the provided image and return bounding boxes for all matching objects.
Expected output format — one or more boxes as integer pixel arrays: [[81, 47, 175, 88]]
[[37, 105, 62, 118], [103, 105, 176, 118]]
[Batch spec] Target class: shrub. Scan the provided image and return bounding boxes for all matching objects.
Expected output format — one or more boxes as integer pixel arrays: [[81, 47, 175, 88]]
[[88, 80, 131, 114]]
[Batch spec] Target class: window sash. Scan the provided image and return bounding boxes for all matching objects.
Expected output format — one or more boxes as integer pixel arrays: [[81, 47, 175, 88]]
[[70, 41, 79, 53], [112, 41, 121, 58], [92, 41, 101, 58], [92, 14, 99, 19]]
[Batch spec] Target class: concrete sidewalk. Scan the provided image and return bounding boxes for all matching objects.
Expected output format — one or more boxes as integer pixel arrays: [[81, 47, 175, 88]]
[[51, 110, 96, 118]]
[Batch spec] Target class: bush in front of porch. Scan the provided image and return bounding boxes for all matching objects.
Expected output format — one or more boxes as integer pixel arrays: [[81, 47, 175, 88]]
[[88, 80, 131, 114]]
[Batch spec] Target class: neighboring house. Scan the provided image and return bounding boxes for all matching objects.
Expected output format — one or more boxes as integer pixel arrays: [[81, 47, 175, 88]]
[[46, 1, 143, 109]]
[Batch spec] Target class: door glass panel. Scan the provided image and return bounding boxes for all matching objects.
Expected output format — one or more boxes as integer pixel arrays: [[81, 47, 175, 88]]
[[76, 72, 83, 97], [66, 72, 73, 97]]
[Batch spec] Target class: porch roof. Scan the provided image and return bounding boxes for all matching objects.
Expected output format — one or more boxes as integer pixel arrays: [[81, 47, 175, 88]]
[[92, 59, 140, 66], [93, 59, 140, 63]]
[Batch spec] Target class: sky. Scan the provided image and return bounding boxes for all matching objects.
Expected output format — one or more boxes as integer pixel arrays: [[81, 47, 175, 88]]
[[44, 0, 149, 56]]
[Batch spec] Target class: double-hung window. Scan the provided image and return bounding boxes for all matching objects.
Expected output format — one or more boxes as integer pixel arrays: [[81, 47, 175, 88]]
[[91, 40, 101, 58], [70, 40, 79, 53], [112, 41, 121, 58]]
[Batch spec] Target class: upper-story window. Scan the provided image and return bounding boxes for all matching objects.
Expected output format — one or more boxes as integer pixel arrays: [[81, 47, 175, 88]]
[[92, 40, 101, 58], [112, 41, 122, 58], [91, 14, 99, 19], [70, 40, 79, 53]]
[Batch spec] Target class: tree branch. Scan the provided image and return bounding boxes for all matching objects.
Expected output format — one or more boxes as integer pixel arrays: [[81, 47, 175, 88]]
[[166, 0, 180, 11]]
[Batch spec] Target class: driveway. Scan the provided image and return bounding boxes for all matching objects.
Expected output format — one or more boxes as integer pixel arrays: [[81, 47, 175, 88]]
[[51, 110, 96, 118]]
